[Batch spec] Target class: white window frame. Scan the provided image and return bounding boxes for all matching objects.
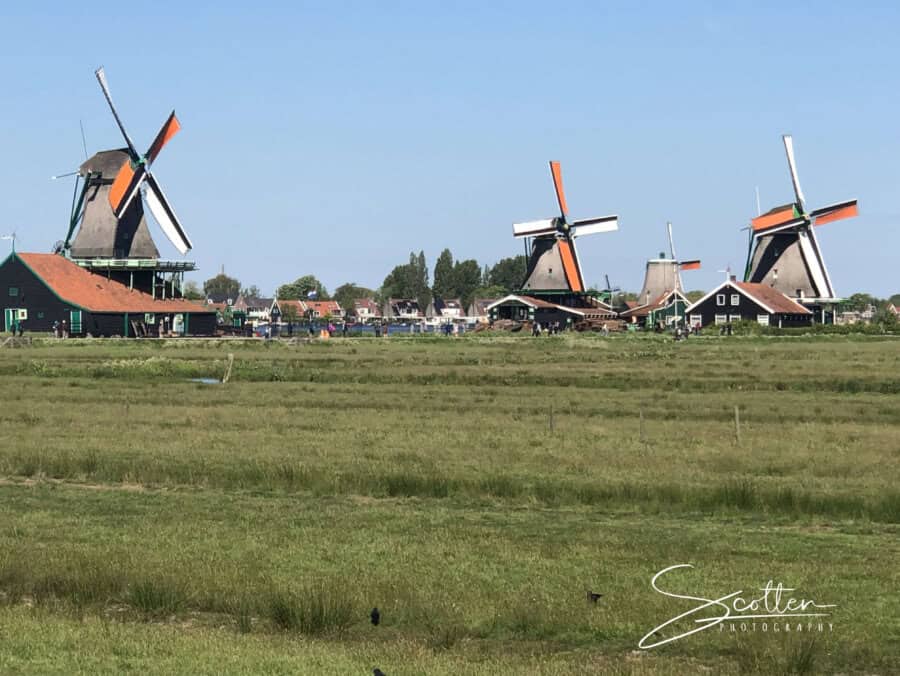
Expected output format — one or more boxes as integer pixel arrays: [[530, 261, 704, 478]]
[[690, 314, 702, 327], [714, 314, 727, 325], [730, 294, 740, 306], [757, 314, 770, 326], [729, 314, 742, 323], [716, 294, 726, 306]]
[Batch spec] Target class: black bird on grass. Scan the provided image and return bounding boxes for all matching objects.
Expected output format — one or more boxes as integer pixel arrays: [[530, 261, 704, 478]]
[[370, 607, 380, 626], [587, 591, 603, 603], [373, 669, 386, 676]]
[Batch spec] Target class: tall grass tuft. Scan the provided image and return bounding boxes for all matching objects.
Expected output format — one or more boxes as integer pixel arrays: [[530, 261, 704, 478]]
[[265, 586, 355, 635], [126, 580, 185, 617]]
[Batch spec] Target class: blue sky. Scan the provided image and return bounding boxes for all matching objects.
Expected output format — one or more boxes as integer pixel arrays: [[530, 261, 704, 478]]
[[1, 1, 897, 296]]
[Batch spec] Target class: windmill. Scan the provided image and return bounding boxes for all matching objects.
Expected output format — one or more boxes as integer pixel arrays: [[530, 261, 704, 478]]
[[512, 161, 618, 294], [602, 273, 621, 306], [637, 222, 701, 305], [64, 67, 192, 259], [745, 135, 858, 301]]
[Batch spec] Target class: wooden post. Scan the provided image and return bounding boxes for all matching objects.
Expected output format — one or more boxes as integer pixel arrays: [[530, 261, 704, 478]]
[[639, 408, 646, 443], [734, 405, 741, 445], [223, 353, 235, 384], [549, 405, 554, 432]]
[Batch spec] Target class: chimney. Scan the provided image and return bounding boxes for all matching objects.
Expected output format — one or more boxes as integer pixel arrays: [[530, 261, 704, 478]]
[[730, 275, 737, 282]]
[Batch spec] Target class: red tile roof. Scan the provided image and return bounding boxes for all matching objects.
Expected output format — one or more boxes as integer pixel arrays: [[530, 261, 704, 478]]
[[734, 282, 812, 314], [306, 300, 342, 316], [18, 253, 213, 314]]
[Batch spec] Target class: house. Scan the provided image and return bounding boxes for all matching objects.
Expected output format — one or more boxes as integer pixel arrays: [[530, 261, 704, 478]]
[[0, 252, 216, 336], [270, 299, 306, 324], [383, 298, 423, 321], [305, 300, 343, 320], [467, 298, 499, 324], [684, 278, 812, 329], [233, 294, 273, 326], [620, 289, 691, 329], [487, 294, 596, 328], [351, 298, 381, 323], [426, 298, 464, 323]]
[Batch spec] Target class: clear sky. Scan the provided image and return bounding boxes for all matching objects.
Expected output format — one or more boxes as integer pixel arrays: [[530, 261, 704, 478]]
[[1, 1, 897, 297]]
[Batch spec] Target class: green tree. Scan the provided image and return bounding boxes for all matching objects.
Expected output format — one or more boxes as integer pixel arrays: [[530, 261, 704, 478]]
[[873, 306, 898, 327], [277, 275, 328, 300], [240, 285, 262, 298], [203, 273, 241, 300], [452, 259, 482, 307], [488, 256, 527, 292], [280, 303, 299, 325], [685, 290, 705, 303], [333, 283, 375, 313], [433, 248, 455, 299], [889, 293, 900, 307], [842, 292, 881, 312], [469, 284, 507, 301], [381, 251, 430, 309], [416, 251, 431, 309], [182, 280, 204, 300]]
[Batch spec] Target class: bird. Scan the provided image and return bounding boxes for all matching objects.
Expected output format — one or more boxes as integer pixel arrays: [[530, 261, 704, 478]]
[[587, 591, 603, 603], [370, 607, 380, 626], [373, 669, 386, 676]]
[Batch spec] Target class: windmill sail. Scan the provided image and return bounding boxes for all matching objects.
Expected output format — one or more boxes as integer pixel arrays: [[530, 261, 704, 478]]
[[513, 161, 618, 293]]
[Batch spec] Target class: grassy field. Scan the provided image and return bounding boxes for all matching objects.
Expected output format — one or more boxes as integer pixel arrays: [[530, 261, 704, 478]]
[[0, 333, 898, 674]]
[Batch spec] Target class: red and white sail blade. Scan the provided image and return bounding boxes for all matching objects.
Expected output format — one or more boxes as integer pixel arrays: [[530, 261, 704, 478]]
[[751, 204, 800, 232], [810, 199, 858, 226], [678, 260, 701, 271], [513, 218, 556, 238], [108, 161, 146, 217], [557, 238, 584, 292], [752, 216, 808, 237], [570, 215, 618, 237], [549, 161, 568, 219], [144, 172, 192, 254], [782, 135, 806, 213], [146, 112, 181, 166]]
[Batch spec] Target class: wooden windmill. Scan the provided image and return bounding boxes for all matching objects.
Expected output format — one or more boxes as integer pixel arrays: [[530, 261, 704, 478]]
[[637, 222, 701, 304], [65, 67, 193, 259], [744, 135, 858, 301], [512, 161, 618, 294]]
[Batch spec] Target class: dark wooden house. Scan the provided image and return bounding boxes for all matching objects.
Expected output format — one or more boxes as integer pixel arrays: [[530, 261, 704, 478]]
[[1, 252, 216, 337], [684, 278, 813, 329], [487, 294, 615, 328]]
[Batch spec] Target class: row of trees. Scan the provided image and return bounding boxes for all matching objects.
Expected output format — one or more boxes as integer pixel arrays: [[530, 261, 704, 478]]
[[199, 251, 528, 309]]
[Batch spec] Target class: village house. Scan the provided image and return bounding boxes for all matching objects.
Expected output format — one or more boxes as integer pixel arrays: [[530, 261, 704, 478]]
[[232, 294, 273, 326], [0, 252, 216, 337], [425, 298, 464, 324], [467, 298, 499, 324], [383, 298, 423, 321], [351, 298, 381, 323], [305, 300, 343, 320], [684, 278, 813, 329], [619, 289, 691, 329]]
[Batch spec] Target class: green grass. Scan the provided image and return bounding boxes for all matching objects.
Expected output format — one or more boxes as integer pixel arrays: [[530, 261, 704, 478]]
[[0, 334, 898, 674]]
